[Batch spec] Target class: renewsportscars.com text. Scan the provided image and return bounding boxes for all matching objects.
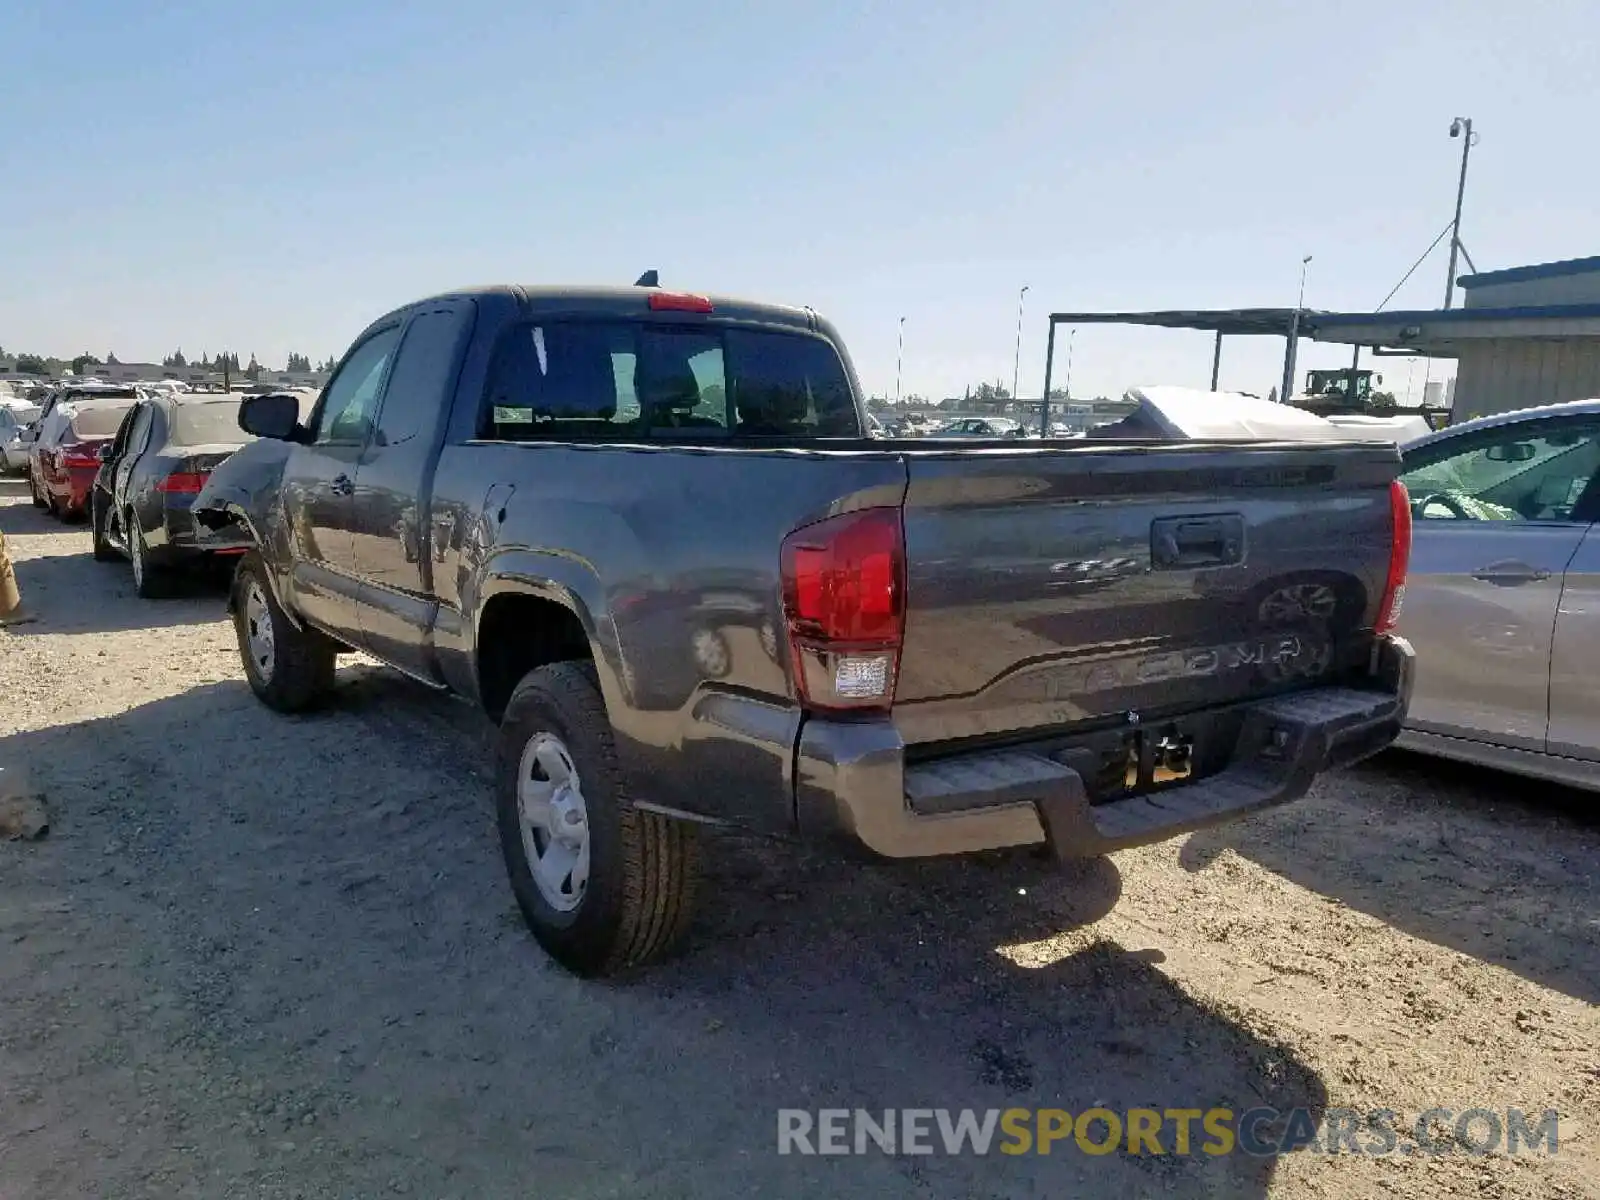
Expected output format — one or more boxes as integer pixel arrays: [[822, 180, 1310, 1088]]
[[776, 1107, 1560, 1158]]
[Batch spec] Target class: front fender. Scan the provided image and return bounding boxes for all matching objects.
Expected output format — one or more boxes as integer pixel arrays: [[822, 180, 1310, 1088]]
[[193, 440, 299, 623]]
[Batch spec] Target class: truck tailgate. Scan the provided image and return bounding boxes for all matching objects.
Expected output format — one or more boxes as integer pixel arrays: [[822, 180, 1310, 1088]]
[[892, 442, 1401, 746]]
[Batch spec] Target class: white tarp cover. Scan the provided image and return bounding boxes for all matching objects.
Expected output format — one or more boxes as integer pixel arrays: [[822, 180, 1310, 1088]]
[[1121, 386, 1426, 444]]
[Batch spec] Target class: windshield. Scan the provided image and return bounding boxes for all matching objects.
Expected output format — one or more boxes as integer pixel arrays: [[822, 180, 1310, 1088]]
[[68, 402, 137, 438], [171, 400, 250, 446]]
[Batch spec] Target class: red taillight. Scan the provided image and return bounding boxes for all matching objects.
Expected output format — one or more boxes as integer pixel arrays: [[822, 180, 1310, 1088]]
[[647, 291, 714, 313], [157, 472, 209, 495], [1376, 479, 1412, 634], [61, 445, 101, 469], [780, 507, 905, 713]]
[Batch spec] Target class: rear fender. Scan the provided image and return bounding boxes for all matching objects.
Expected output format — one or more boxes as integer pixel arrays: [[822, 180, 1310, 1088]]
[[471, 550, 621, 707]]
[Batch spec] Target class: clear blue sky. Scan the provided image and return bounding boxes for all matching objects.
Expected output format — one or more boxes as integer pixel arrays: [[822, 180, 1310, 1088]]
[[2, 0, 1595, 403]]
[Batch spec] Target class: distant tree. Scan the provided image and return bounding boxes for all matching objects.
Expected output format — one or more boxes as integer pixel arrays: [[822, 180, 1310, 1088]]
[[163, 349, 188, 368], [71, 353, 102, 374], [245, 354, 262, 381], [285, 352, 311, 373], [14, 354, 48, 375]]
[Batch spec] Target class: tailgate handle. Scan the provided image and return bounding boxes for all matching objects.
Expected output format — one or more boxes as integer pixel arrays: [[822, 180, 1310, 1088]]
[[1151, 514, 1245, 569]]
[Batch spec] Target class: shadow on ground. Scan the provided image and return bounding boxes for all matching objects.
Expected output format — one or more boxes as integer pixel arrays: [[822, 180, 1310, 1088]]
[[1181, 748, 1600, 1005], [1, 673, 1324, 1198], [1, 489, 231, 634]]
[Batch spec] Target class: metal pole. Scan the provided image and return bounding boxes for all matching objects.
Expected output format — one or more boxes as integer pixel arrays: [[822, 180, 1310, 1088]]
[[1064, 328, 1077, 400], [1209, 330, 1223, 390], [1038, 320, 1057, 435], [895, 317, 905, 405], [1279, 311, 1301, 405], [1349, 343, 1362, 406], [1011, 286, 1029, 405], [1443, 118, 1473, 310]]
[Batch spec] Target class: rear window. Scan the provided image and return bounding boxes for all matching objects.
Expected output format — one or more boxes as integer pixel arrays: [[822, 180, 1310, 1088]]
[[68, 403, 137, 438], [171, 400, 249, 446], [480, 320, 859, 440]]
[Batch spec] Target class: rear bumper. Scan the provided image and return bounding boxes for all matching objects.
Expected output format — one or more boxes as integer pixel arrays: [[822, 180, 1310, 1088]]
[[794, 635, 1414, 859], [151, 503, 253, 559], [51, 467, 99, 512]]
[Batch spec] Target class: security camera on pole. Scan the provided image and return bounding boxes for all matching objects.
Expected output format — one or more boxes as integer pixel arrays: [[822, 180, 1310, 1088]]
[[1443, 117, 1478, 310]]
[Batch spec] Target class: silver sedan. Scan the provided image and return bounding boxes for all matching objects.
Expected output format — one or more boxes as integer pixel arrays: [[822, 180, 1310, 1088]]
[[1395, 398, 1600, 791]]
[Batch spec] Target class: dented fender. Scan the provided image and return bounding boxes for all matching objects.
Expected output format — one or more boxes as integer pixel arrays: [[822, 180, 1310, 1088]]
[[193, 439, 300, 622]]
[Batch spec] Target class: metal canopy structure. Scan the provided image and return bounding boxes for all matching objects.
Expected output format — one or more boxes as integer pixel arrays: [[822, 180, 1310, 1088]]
[[1045, 307, 1308, 337], [1038, 307, 1322, 433]]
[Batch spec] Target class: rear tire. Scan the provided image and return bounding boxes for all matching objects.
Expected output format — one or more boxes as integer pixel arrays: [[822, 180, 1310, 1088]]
[[28, 472, 46, 510], [231, 552, 337, 712], [497, 662, 699, 977], [91, 495, 118, 562]]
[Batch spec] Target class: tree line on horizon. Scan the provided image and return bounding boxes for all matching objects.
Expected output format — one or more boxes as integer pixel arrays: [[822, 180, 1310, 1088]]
[[2, 343, 337, 378]]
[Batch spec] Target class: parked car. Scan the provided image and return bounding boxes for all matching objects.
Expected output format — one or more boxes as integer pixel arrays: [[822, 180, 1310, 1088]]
[[28, 391, 139, 519], [89, 392, 263, 596], [1392, 399, 1600, 791], [1, 402, 42, 472], [194, 282, 1412, 977], [930, 415, 1029, 438]]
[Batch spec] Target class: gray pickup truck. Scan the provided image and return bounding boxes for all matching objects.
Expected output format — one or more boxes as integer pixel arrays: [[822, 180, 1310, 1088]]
[[195, 282, 1415, 977]]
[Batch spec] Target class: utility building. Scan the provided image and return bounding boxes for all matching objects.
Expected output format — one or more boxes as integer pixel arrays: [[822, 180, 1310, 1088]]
[[1311, 255, 1600, 422]]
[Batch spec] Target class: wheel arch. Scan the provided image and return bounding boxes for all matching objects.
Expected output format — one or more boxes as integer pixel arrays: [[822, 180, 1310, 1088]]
[[474, 559, 622, 723]]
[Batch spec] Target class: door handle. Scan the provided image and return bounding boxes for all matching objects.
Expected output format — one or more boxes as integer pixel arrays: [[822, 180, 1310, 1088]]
[[1471, 560, 1551, 586], [330, 474, 354, 497]]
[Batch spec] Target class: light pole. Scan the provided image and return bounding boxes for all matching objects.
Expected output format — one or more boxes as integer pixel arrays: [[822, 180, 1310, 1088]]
[[895, 316, 905, 405], [1012, 285, 1029, 408], [1443, 117, 1477, 309], [1279, 255, 1312, 405]]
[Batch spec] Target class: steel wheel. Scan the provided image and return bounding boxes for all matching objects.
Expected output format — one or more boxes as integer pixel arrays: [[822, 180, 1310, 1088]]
[[244, 581, 276, 683], [516, 732, 591, 913]]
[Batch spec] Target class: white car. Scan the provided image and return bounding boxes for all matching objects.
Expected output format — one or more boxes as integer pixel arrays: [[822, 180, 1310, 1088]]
[[0, 402, 42, 472]]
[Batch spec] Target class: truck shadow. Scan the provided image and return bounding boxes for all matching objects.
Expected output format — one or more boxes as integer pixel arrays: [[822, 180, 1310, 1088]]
[[1179, 749, 1600, 1005], [2, 673, 1324, 1199]]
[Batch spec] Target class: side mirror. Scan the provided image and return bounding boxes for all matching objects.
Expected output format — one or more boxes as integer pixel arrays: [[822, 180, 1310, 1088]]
[[238, 392, 305, 442]]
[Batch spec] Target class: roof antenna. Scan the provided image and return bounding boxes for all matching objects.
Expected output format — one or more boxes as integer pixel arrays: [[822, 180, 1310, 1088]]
[[634, 270, 659, 287]]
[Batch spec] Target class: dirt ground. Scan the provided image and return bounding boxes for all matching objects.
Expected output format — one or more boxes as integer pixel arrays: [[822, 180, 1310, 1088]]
[[1, 476, 1596, 1200]]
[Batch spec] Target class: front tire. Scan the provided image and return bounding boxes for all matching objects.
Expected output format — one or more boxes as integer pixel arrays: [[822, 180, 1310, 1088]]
[[231, 552, 337, 712], [497, 662, 699, 977], [91, 495, 118, 562]]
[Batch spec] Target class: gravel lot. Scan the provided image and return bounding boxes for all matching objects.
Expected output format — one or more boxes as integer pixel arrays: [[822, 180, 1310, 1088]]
[[1, 476, 1596, 1199]]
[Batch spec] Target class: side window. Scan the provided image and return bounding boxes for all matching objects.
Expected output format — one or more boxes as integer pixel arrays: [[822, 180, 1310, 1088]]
[[313, 328, 402, 445], [373, 308, 466, 448], [482, 322, 634, 440], [111, 405, 142, 458], [1400, 420, 1600, 523], [130, 406, 156, 455]]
